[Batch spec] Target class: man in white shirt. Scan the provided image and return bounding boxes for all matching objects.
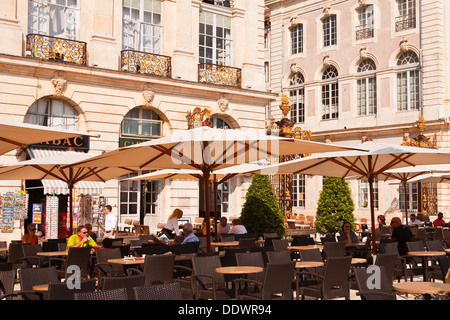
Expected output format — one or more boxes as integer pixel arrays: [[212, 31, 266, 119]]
[[408, 213, 423, 227], [101, 205, 117, 238], [217, 217, 231, 236], [227, 219, 247, 235]]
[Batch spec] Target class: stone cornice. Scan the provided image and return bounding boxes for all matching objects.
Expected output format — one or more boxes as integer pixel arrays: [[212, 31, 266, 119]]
[[0, 54, 277, 103]]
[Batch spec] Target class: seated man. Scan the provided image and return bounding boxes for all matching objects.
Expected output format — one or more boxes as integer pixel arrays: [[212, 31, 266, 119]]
[[181, 223, 199, 244], [408, 214, 423, 227], [433, 212, 446, 227], [67, 225, 100, 250], [227, 219, 247, 235], [390, 217, 414, 256], [217, 217, 230, 236]]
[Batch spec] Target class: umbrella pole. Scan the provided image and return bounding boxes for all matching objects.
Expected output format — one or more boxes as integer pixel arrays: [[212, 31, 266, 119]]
[[368, 175, 377, 256], [403, 179, 409, 227], [213, 175, 218, 242], [203, 170, 211, 253], [69, 184, 74, 235]]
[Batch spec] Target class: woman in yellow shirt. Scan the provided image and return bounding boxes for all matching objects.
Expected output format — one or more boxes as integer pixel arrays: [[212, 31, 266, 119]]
[[67, 225, 100, 250]]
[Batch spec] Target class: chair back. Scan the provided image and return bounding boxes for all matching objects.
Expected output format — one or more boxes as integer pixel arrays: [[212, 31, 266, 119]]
[[250, 246, 272, 266], [437, 256, 450, 282], [220, 235, 235, 242], [322, 256, 352, 300], [57, 242, 67, 251], [0, 263, 13, 271], [66, 247, 92, 279], [19, 267, 59, 300], [102, 274, 146, 300], [299, 248, 323, 262], [271, 239, 289, 252], [47, 278, 96, 300], [0, 270, 15, 299], [134, 282, 182, 300], [425, 240, 444, 252], [375, 253, 398, 282], [261, 262, 295, 300], [22, 244, 43, 268], [192, 255, 225, 289], [323, 241, 346, 258], [291, 236, 314, 246], [320, 236, 336, 244], [7, 243, 26, 268], [75, 288, 128, 300], [96, 248, 124, 278], [142, 254, 176, 285], [238, 238, 256, 251], [174, 236, 185, 245], [222, 248, 247, 267], [378, 242, 399, 255], [266, 250, 292, 264], [354, 266, 395, 300], [263, 233, 278, 240], [433, 228, 444, 240], [110, 238, 123, 246], [406, 240, 425, 252], [179, 241, 200, 254], [236, 252, 265, 281]]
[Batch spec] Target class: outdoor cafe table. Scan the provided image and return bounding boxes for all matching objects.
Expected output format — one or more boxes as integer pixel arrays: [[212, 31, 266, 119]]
[[288, 245, 324, 251], [393, 282, 450, 300], [295, 261, 324, 269], [211, 241, 239, 247], [215, 266, 263, 275], [0, 248, 8, 252], [36, 251, 68, 257], [407, 251, 446, 281]]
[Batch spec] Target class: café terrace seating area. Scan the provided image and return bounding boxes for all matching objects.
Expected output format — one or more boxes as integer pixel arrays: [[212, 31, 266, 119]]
[[1, 220, 450, 301]]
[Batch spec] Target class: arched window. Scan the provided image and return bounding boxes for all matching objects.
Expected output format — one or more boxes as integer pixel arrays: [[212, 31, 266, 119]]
[[26, 98, 78, 130], [321, 66, 339, 120], [289, 72, 305, 123], [121, 108, 163, 138], [396, 51, 419, 111], [357, 59, 377, 116], [211, 116, 232, 129]]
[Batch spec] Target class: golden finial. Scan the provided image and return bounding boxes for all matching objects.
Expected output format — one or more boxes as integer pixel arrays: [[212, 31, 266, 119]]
[[279, 94, 292, 119]]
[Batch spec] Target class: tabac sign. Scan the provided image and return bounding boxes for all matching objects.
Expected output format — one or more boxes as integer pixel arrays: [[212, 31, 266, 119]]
[[29, 135, 90, 151]]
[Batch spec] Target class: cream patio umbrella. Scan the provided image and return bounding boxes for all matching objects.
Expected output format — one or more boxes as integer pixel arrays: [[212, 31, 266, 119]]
[[123, 163, 264, 241], [0, 120, 98, 155], [257, 139, 450, 255], [67, 126, 364, 251], [0, 151, 136, 232], [381, 164, 450, 226]]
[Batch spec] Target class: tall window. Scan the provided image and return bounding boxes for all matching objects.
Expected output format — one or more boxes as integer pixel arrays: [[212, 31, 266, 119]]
[[358, 180, 378, 209], [120, 171, 158, 219], [199, 10, 232, 65], [28, 0, 79, 40], [121, 108, 163, 138], [396, 0, 416, 31], [399, 183, 418, 212], [292, 175, 305, 207], [26, 98, 78, 130], [289, 72, 305, 123], [356, 5, 374, 40], [397, 51, 420, 111], [122, 0, 162, 54], [321, 66, 339, 120], [357, 59, 377, 116], [323, 15, 337, 47], [290, 24, 303, 55]]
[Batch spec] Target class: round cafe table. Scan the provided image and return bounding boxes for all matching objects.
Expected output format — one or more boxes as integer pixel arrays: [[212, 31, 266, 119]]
[[295, 261, 324, 269], [393, 282, 450, 300], [210, 241, 239, 247], [288, 245, 324, 251], [407, 251, 446, 282], [215, 266, 263, 275]]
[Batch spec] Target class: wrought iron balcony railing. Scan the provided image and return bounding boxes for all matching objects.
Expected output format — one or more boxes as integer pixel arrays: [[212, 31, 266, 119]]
[[26, 34, 87, 66], [355, 25, 374, 40], [198, 63, 242, 88], [121, 50, 172, 78], [395, 15, 416, 32]]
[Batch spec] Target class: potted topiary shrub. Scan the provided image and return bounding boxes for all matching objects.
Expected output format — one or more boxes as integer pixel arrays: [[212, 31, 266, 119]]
[[315, 177, 356, 237], [240, 174, 285, 238]]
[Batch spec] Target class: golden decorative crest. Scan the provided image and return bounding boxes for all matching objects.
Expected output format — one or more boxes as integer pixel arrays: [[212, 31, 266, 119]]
[[401, 115, 437, 149], [279, 94, 292, 119], [187, 107, 212, 129]]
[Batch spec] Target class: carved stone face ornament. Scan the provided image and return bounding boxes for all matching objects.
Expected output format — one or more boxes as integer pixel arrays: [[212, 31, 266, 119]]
[[217, 96, 229, 112], [51, 72, 67, 96]]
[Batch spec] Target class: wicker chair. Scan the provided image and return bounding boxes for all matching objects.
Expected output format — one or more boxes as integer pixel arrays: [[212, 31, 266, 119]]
[[354, 266, 396, 300], [95, 248, 124, 284], [296, 256, 352, 300], [134, 282, 183, 300], [267, 250, 292, 264], [7, 243, 28, 271], [271, 239, 289, 252], [50, 247, 92, 280], [22, 244, 45, 268], [127, 254, 176, 286], [19, 267, 59, 300], [0, 270, 16, 300], [235, 252, 265, 282], [323, 241, 346, 259], [74, 288, 128, 300], [47, 278, 97, 300], [235, 262, 295, 300], [102, 274, 146, 300]]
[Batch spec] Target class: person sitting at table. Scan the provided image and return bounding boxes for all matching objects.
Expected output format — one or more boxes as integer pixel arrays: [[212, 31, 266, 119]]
[[22, 223, 39, 245], [217, 217, 231, 236], [408, 214, 423, 227], [67, 225, 100, 250], [181, 223, 199, 244], [433, 212, 446, 227], [390, 217, 414, 256], [85, 223, 98, 242], [227, 218, 247, 235], [160, 208, 183, 239], [375, 215, 386, 230], [339, 221, 359, 245]]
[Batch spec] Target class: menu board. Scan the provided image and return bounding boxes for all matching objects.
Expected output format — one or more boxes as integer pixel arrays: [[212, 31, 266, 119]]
[[0, 191, 29, 233]]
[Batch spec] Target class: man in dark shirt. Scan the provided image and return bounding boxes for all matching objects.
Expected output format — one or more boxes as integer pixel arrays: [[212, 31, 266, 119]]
[[390, 217, 414, 256]]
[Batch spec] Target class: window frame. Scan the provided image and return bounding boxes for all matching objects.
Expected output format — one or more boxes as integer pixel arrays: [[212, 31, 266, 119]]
[[322, 15, 337, 47], [290, 24, 303, 55], [396, 51, 420, 112], [121, 108, 164, 139], [356, 59, 377, 116], [358, 180, 379, 209], [26, 98, 78, 130], [321, 66, 339, 120]]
